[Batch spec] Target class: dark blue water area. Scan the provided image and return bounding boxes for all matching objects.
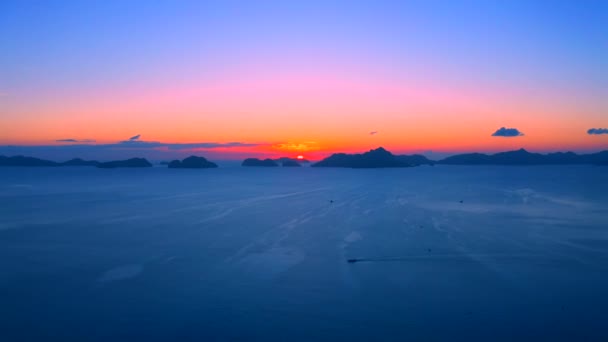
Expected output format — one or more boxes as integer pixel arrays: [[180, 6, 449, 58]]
[[1, 165, 608, 341]]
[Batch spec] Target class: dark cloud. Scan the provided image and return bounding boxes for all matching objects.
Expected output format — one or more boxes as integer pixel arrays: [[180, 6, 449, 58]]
[[370, 131, 378, 135], [56, 139, 96, 143], [165, 142, 259, 150], [129, 134, 141, 141], [117, 140, 159, 146], [114, 140, 258, 150], [492, 127, 524, 137], [0, 140, 263, 161], [587, 128, 608, 135]]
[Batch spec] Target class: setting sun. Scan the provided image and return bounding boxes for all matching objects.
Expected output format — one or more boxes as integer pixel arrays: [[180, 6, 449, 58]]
[[297, 155, 304, 160]]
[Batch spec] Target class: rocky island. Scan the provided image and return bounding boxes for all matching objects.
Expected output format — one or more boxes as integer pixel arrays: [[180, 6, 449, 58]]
[[168, 156, 218, 168]]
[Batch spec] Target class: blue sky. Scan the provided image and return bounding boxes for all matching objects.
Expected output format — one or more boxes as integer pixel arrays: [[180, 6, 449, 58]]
[[1, 0, 607, 160]]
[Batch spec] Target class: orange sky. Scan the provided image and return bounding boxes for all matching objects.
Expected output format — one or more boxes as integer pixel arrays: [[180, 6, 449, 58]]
[[2, 1, 607, 160], [1, 66, 606, 160]]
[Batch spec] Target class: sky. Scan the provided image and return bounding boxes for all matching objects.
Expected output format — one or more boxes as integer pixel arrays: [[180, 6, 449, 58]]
[[1, 0, 607, 161]]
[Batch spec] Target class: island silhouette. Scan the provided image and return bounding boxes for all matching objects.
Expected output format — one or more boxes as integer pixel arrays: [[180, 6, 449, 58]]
[[2, 148, 608, 168], [312, 147, 429, 168], [168, 156, 218, 169], [241, 157, 310, 167]]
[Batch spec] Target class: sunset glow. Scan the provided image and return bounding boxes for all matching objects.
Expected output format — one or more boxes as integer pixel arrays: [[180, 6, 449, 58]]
[[1, 1, 606, 160], [3, 2, 608, 340]]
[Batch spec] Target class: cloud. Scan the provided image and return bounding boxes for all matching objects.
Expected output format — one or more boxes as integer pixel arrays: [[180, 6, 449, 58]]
[[370, 131, 378, 135], [165, 142, 258, 150], [129, 134, 141, 141], [1, 139, 263, 161], [113, 140, 258, 150], [588, 128, 608, 135], [10, 139, 260, 152], [491, 127, 524, 137], [56, 139, 96, 143]]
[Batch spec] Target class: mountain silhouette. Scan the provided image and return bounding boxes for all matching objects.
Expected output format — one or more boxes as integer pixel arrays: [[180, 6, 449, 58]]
[[3, 149, 607, 168], [312, 147, 413, 168], [242, 158, 279, 167], [97, 158, 152, 168], [168, 156, 218, 168], [436, 153, 491, 165]]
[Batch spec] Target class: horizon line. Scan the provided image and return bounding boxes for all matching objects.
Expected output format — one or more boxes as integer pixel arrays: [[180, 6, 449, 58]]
[[2, 146, 608, 163]]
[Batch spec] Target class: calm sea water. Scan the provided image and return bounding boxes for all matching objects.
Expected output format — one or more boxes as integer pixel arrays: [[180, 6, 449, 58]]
[[1, 165, 607, 341]]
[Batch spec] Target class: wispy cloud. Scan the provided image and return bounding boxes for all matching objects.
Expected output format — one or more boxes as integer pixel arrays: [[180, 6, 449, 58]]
[[492, 127, 524, 137], [114, 140, 259, 150], [56, 139, 96, 143], [587, 128, 608, 135], [129, 134, 141, 141], [369, 131, 378, 135]]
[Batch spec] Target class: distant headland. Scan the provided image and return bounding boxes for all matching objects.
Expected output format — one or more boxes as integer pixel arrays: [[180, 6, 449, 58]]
[[0, 155, 101, 167], [0, 155, 154, 168], [436, 148, 608, 166]]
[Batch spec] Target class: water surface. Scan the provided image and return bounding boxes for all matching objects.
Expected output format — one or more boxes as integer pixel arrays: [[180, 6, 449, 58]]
[[1, 165, 607, 341]]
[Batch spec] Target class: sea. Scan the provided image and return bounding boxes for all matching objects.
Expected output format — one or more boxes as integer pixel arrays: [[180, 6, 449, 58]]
[[1, 165, 607, 341]]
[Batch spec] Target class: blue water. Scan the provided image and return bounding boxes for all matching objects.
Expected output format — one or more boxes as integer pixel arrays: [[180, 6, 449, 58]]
[[1, 165, 607, 341]]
